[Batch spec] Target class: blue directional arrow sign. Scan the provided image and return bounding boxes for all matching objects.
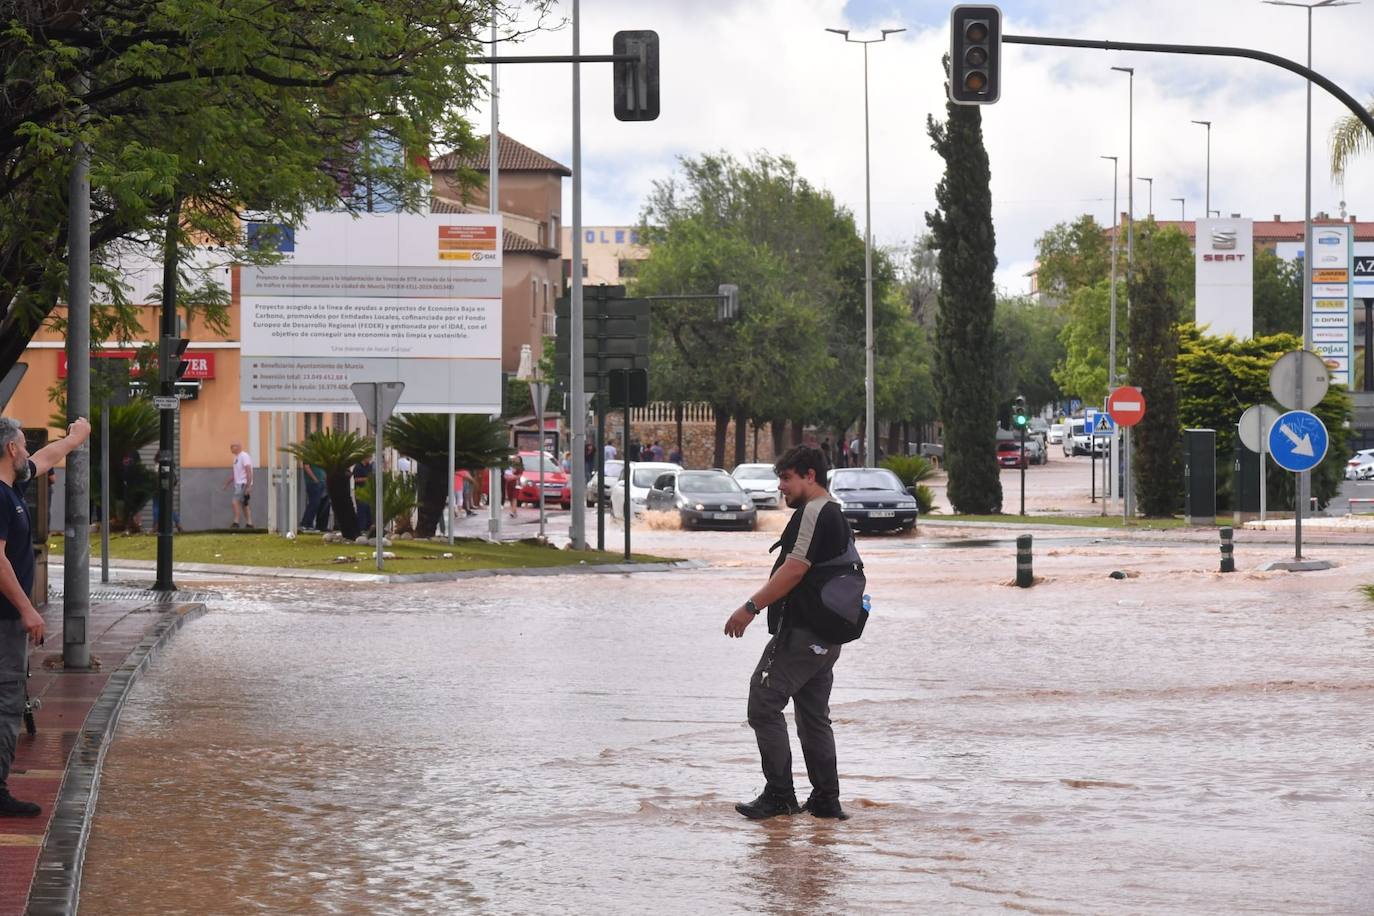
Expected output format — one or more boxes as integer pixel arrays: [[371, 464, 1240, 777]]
[[1267, 409, 1329, 472]]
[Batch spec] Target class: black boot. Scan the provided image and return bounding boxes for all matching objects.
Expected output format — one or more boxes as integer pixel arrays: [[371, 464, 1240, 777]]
[[802, 794, 849, 820], [0, 791, 41, 818], [734, 788, 801, 820]]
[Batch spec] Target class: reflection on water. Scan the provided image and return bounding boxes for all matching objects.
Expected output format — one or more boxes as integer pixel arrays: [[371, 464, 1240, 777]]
[[79, 545, 1374, 914]]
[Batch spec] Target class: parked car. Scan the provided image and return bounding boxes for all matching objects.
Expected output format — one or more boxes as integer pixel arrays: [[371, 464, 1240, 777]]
[[997, 440, 1028, 469], [731, 463, 782, 508], [1345, 449, 1374, 480], [1062, 419, 1109, 457], [646, 469, 758, 530], [828, 467, 918, 533], [1021, 435, 1047, 465], [514, 451, 567, 506], [1048, 423, 1067, 444], [610, 461, 683, 519]]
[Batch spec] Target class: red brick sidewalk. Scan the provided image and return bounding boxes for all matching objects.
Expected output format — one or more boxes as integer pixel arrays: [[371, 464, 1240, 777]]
[[0, 600, 203, 916]]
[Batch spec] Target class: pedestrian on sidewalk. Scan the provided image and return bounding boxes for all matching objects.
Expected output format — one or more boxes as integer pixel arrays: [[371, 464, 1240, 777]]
[[352, 456, 373, 533], [455, 467, 476, 517], [0, 416, 90, 818], [723, 444, 851, 822], [222, 441, 253, 528], [300, 462, 326, 531]]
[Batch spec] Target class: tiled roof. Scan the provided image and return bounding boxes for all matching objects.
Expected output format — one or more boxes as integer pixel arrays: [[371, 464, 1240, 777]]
[[430, 197, 476, 214], [430, 133, 571, 176]]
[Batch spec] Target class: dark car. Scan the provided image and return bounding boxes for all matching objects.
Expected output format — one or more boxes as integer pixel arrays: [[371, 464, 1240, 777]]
[[827, 468, 918, 533], [645, 469, 757, 531], [996, 440, 1027, 469]]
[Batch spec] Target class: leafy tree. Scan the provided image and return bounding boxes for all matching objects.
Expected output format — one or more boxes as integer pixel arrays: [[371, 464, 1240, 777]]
[[1053, 280, 1114, 405], [926, 62, 1001, 514], [284, 429, 373, 540], [2, 0, 528, 376], [384, 413, 511, 538], [1176, 325, 1350, 510], [633, 152, 873, 466], [1129, 259, 1183, 517], [1329, 99, 1374, 179], [993, 297, 1065, 413], [1033, 214, 1112, 303], [1252, 247, 1302, 337]]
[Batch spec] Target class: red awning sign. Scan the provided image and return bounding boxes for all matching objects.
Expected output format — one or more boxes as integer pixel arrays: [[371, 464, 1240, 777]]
[[1107, 386, 1146, 427], [58, 349, 216, 380]]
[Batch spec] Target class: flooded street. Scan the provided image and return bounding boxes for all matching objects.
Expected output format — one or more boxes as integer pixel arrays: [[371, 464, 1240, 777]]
[[79, 522, 1374, 914]]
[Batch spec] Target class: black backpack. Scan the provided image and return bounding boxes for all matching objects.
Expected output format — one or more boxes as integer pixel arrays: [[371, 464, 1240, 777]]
[[791, 536, 868, 644]]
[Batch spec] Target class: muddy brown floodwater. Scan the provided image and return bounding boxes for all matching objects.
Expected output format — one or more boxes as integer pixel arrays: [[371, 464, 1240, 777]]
[[79, 525, 1374, 914]]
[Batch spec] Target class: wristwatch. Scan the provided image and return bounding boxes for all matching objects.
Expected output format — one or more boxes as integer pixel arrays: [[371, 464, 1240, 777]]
[[745, 599, 760, 616]]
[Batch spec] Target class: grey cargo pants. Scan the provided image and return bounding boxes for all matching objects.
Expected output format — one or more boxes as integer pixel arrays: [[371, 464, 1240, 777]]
[[0, 619, 28, 791], [747, 626, 841, 801]]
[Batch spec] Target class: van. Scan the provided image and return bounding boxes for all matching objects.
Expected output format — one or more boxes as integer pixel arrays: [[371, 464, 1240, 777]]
[[1062, 419, 1109, 457]]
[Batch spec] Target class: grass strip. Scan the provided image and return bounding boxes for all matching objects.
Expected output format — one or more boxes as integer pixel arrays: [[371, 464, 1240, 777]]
[[50, 532, 675, 575]]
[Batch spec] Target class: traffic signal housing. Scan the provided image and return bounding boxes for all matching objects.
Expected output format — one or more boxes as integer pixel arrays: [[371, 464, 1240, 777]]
[[949, 5, 1001, 105], [159, 336, 190, 382], [613, 31, 660, 121], [1013, 396, 1028, 429]]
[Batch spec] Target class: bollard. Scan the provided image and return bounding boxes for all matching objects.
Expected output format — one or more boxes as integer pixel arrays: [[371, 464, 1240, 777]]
[[1015, 534, 1033, 587], [1219, 526, 1235, 573]]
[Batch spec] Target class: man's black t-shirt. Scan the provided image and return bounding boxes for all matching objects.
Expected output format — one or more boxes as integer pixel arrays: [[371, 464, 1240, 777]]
[[0, 460, 36, 621], [767, 494, 850, 634]]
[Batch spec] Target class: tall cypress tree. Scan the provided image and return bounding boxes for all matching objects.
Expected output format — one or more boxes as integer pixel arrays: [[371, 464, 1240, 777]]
[[926, 65, 1002, 514], [1129, 258, 1183, 516]]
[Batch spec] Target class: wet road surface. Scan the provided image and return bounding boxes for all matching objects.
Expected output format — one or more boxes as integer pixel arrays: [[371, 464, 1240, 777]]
[[79, 528, 1374, 914]]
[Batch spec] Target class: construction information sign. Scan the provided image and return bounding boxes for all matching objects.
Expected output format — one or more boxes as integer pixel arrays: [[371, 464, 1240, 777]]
[[239, 212, 503, 413]]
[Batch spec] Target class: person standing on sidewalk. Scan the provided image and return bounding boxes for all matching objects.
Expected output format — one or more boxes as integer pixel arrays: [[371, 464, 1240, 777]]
[[300, 462, 326, 531], [222, 441, 253, 528], [723, 444, 851, 821], [0, 416, 91, 817]]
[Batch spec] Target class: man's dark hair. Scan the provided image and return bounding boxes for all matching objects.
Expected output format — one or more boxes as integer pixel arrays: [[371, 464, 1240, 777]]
[[773, 445, 829, 486]]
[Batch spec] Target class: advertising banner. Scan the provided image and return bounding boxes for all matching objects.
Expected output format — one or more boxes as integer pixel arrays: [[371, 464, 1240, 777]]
[[1195, 218, 1254, 338], [239, 212, 503, 413], [1310, 225, 1353, 388]]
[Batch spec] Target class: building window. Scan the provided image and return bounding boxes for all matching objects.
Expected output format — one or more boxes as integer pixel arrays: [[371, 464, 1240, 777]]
[[617, 258, 639, 279], [561, 259, 588, 282], [531, 278, 538, 317]]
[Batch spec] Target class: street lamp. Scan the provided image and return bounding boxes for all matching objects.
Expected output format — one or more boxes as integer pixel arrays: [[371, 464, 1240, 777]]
[[1111, 64, 1135, 523], [827, 25, 905, 467], [1101, 155, 1120, 389], [1137, 176, 1153, 219], [1171, 196, 1186, 220], [1264, 0, 1356, 553], [1190, 119, 1212, 216]]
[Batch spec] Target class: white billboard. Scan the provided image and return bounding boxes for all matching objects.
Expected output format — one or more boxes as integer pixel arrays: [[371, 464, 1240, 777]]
[[239, 212, 503, 413], [1195, 218, 1254, 339]]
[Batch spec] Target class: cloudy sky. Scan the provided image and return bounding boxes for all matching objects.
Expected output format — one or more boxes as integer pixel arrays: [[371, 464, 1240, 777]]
[[469, 0, 1374, 292]]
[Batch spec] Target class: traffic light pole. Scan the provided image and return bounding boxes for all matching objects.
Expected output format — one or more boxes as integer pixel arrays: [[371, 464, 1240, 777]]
[[154, 197, 182, 593], [1000, 35, 1374, 137], [1019, 422, 1026, 517]]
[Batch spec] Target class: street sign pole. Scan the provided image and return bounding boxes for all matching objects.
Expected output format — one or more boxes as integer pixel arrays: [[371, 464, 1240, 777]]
[[624, 396, 632, 561], [374, 387, 384, 571], [1019, 421, 1026, 516]]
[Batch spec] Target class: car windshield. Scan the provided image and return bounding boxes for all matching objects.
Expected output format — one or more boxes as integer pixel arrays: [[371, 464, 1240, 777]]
[[830, 469, 904, 491], [996, 441, 1020, 451], [631, 467, 667, 487], [678, 472, 745, 496], [521, 453, 560, 473], [733, 466, 776, 481], [597, 460, 623, 479]]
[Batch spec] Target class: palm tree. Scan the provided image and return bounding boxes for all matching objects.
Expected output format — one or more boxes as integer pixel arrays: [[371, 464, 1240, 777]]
[[384, 413, 512, 537], [283, 428, 373, 539], [1330, 101, 1374, 179], [53, 399, 160, 529], [353, 471, 420, 536]]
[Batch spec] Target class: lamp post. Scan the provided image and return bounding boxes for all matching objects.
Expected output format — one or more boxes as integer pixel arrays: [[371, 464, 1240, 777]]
[[1101, 155, 1120, 389], [1111, 64, 1135, 523], [1263, 0, 1356, 556], [827, 25, 904, 467], [1137, 176, 1153, 219], [1190, 119, 1212, 216], [1171, 196, 1186, 220]]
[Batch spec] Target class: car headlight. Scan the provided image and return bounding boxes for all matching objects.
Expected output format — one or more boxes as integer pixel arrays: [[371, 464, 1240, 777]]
[[899, 499, 917, 508], [693, 503, 705, 510]]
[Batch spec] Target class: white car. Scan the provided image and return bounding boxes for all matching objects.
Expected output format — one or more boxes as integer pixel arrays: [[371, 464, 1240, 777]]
[[586, 459, 624, 506], [1345, 449, 1374, 480], [1048, 423, 1067, 444], [731, 463, 782, 508], [610, 461, 683, 519]]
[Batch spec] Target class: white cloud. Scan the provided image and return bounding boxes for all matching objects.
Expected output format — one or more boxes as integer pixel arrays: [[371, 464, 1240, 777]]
[[467, 0, 1374, 293]]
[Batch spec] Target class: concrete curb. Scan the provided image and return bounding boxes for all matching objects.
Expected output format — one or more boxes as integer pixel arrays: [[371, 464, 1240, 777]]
[[25, 603, 206, 916], [55, 558, 705, 584]]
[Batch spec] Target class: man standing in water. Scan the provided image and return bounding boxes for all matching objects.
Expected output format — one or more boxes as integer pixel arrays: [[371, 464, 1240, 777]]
[[723, 445, 850, 820], [0, 416, 91, 817]]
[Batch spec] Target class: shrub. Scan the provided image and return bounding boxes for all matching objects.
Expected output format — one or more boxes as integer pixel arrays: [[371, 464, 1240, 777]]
[[881, 454, 937, 486]]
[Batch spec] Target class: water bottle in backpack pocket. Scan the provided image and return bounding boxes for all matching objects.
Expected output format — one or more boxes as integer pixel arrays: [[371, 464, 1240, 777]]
[[794, 538, 869, 644]]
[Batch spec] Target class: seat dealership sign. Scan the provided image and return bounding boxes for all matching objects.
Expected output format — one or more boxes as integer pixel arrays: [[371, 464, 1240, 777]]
[[1195, 218, 1254, 339]]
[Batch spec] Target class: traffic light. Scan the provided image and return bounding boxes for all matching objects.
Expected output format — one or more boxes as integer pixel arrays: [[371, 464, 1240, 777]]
[[717, 284, 739, 321], [949, 5, 1001, 105], [613, 31, 660, 121], [159, 336, 190, 382], [1013, 396, 1028, 428]]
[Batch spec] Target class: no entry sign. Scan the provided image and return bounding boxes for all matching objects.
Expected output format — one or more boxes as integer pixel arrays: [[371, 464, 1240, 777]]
[[1107, 386, 1146, 427]]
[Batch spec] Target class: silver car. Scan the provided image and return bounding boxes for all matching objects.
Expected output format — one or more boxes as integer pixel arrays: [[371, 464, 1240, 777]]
[[730, 463, 782, 508]]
